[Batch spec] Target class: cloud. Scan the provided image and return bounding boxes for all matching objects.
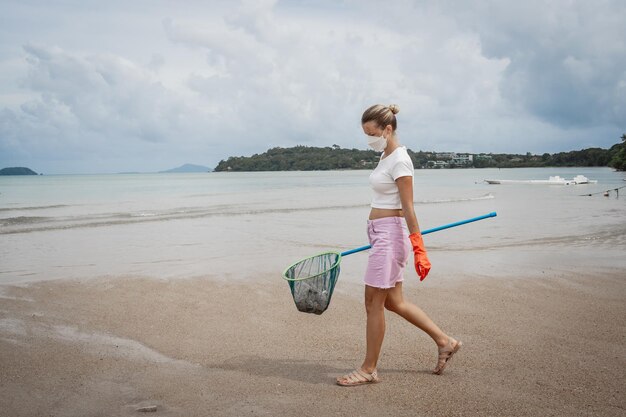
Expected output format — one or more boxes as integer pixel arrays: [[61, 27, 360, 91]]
[[436, 0, 626, 128], [162, 2, 510, 150], [1, 43, 220, 172], [0, 0, 624, 173], [21, 43, 183, 142]]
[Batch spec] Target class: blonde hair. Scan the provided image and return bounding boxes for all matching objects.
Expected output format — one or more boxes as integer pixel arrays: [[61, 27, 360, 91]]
[[361, 104, 400, 131]]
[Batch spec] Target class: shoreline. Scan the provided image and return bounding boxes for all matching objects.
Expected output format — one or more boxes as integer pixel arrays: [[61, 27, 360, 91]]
[[1, 271, 624, 416]]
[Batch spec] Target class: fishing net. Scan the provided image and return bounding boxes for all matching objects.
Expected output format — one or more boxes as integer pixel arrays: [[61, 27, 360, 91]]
[[282, 251, 341, 315]]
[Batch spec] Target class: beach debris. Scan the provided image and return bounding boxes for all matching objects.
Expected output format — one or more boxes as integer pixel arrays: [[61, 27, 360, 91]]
[[293, 278, 331, 315], [136, 405, 157, 412], [283, 251, 340, 315]]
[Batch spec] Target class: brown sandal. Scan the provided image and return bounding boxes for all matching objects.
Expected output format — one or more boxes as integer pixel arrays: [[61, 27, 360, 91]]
[[433, 338, 462, 375], [336, 369, 380, 386]]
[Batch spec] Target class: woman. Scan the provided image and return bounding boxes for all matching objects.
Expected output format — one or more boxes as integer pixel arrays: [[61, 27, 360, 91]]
[[336, 104, 462, 386]]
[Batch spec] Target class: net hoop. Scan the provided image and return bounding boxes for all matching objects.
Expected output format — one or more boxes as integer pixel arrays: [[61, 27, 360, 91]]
[[281, 251, 342, 282]]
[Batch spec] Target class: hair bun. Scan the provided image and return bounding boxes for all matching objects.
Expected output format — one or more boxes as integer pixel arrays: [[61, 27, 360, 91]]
[[388, 104, 400, 115]]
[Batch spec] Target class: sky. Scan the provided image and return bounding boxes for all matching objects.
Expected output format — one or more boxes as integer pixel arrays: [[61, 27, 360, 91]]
[[0, 0, 625, 174]]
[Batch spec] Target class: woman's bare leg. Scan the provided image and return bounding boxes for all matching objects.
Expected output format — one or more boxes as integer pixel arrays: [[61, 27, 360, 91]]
[[384, 282, 449, 347], [360, 285, 389, 373]]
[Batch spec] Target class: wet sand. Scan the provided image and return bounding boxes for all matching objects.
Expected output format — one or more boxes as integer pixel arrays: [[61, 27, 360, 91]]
[[1, 269, 624, 417]]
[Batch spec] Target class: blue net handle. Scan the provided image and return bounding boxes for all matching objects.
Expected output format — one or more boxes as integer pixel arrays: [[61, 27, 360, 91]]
[[340, 211, 497, 256]]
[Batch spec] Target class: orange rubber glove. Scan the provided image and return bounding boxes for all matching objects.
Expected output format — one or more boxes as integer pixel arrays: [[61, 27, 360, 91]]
[[409, 232, 431, 281]]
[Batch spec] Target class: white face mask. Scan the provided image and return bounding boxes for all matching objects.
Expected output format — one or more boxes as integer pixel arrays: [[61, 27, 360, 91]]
[[367, 132, 387, 152]]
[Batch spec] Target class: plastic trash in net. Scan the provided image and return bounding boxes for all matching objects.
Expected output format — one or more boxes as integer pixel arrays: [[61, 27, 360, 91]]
[[282, 251, 341, 315]]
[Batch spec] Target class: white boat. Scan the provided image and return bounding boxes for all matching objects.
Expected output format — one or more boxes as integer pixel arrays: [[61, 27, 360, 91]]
[[485, 175, 597, 185], [571, 175, 597, 184]]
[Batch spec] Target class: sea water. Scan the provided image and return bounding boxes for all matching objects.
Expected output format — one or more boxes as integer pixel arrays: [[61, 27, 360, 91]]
[[1, 167, 625, 285]]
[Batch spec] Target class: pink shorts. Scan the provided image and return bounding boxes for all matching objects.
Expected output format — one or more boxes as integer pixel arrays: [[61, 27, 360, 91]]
[[364, 217, 411, 289]]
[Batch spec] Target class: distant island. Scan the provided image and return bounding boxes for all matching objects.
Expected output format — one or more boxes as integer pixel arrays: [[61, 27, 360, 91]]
[[214, 137, 625, 172], [159, 163, 212, 173], [0, 167, 38, 176]]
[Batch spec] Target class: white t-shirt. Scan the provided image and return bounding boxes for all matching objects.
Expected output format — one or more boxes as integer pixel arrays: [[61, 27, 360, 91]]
[[369, 146, 414, 209]]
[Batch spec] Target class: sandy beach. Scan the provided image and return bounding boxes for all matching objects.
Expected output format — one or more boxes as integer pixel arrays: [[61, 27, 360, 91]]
[[2, 169, 625, 416], [1, 269, 624, 417]]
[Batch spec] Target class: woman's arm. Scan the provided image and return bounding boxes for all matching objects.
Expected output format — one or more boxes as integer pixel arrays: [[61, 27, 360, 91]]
[[396, 176, 420, 234], [396, 175, 431, 280]]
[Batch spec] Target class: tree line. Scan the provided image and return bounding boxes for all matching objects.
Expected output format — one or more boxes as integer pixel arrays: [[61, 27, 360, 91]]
[[609, 134, 626, 171], [214, 135, 626, 172]]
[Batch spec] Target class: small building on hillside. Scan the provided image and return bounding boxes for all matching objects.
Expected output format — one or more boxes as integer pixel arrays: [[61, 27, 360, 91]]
[[427, 160, 449, 168], [435, 152, 456, 160], [452, 153, 473, 165]]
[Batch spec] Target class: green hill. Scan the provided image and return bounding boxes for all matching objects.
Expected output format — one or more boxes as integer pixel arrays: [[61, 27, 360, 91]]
[[608, 134, 626, 171], [214, 145, 380, 171], [214, 141, 622, 172], [159, 163, 212, 173], [0, 167, 38, 175]]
